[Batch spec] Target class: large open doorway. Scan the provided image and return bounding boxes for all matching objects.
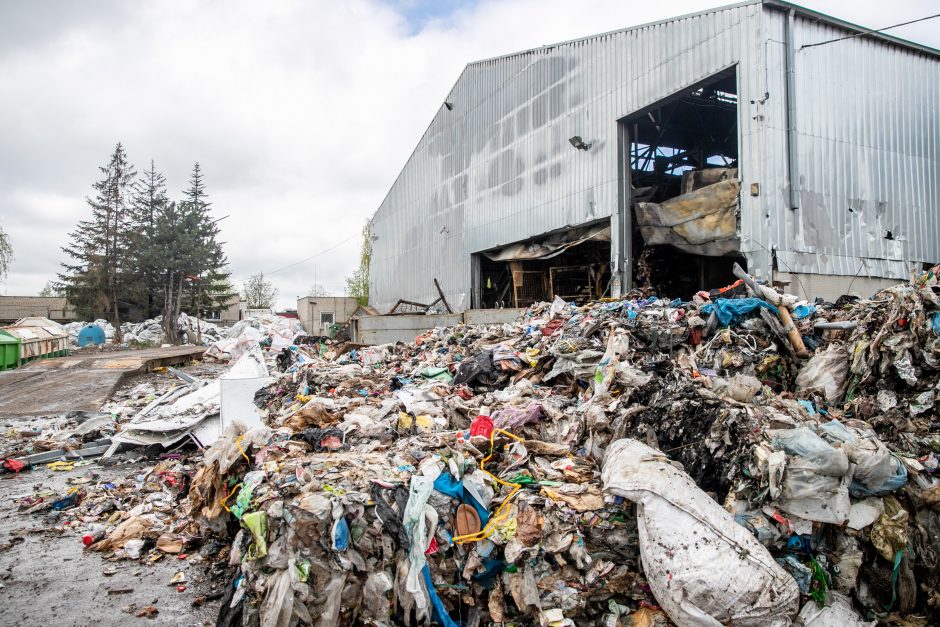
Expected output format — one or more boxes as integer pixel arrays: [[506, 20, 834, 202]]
[[621, 68, 746, 297], [475, 223, 612, 309]]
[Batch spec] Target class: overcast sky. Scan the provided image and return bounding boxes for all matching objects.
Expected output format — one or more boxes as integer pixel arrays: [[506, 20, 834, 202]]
[[1, 0, 937, 310]]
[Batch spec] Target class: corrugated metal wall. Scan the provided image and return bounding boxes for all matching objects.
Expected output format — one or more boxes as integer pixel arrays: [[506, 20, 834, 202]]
[[757, 9, 939, 281], [370, 3, 764, 312], [370, 2, 939, 312]]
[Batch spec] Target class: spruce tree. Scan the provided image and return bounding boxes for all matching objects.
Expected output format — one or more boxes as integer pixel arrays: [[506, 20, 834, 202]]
[[59, 143, 136, 339], [158, 163, 231, 342], [130, 161, 170, 319]]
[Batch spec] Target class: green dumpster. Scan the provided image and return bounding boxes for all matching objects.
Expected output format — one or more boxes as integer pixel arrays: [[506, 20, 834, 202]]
[[0, 330, 20, 371]]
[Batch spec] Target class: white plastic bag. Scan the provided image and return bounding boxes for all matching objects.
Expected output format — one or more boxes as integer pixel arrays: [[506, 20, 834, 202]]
[[797, 592, 874, 626], [712, 374, 762, 402], [795, 345, 849, 404], [402, 463, 442, 611], [771, 428, 851, 523], [771, 428, 849, 476], [777, 462, 851, 524], [602, 439, 800, 626], [549, 295, 567, 318]]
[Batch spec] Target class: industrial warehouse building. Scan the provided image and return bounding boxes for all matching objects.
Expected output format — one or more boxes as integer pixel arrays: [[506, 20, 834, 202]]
[[368, 0, 939, 313]]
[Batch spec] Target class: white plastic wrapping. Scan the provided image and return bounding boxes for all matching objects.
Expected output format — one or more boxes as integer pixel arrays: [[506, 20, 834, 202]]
[[602, 439, 800, 626]]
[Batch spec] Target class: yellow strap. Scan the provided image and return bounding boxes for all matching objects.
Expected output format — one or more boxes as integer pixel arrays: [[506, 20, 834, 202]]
[[219, 482, 242, 513], [235, 434, 251, 464], [452, 428, 524, 545]]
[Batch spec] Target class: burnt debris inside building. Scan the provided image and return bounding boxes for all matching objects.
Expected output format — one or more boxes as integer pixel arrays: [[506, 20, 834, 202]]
[[477, 223, 612, 309], [478, 71, 745, 308], [627, 70, 745, 297]]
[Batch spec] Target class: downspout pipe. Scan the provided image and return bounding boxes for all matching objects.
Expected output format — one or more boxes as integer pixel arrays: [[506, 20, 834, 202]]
[[784, 8, 800, 210]]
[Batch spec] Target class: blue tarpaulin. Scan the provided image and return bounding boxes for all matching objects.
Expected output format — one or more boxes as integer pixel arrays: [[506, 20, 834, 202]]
[[422, 565, 460, 627], [701, 298, 778, 326]]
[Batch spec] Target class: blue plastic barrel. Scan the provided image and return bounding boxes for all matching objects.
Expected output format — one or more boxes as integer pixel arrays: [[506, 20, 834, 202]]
[[77, 324, 106, 347]]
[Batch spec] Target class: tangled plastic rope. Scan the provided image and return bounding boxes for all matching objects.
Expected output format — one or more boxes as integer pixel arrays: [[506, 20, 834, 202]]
[[452, 428, 525, 545]]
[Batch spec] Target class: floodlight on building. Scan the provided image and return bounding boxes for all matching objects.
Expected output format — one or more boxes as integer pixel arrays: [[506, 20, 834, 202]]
[[568, 136, 591, 150]]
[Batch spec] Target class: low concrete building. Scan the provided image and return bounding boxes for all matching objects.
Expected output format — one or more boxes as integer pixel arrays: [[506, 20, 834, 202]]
[[296, 296, 358, 336], [202, 294, 242, 326], [0, 296, 75, 325]]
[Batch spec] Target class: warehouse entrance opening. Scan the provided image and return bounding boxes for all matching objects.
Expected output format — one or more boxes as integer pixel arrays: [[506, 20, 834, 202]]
[[474, 222, 612, 309], [621, 68, 745, 296]]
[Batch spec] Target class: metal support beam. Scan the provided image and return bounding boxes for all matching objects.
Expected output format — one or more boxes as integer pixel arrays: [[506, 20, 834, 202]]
[[784, 8, 801, 210], [616, 122, 633, 294]]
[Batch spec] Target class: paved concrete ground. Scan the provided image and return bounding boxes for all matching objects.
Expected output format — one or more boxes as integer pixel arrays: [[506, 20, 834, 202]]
[[0, 460, 219, 626], [0, 347, 206, 416]]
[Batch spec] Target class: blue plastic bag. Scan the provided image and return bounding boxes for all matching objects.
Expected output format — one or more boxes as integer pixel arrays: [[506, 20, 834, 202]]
[[433, 472, 490, 525], [792, 304, 816, 320], [332, 517, 350, 551], [700, 298, 778, 326], [931, 312, 940, 334]]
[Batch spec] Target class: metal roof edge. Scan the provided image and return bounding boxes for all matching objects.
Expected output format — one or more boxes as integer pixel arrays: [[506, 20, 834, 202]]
[[371, 0, 939, 223], [466, 1, 762, 67], [463, 0, 939, 67], [370, 63, 471, 223], [763, 0, 940, 59]]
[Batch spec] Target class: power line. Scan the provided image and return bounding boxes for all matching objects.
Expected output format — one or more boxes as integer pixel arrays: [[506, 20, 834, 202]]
[[230, 231, 361, 284], [800, 13, 940, 50], [264, 231, 360, 276]]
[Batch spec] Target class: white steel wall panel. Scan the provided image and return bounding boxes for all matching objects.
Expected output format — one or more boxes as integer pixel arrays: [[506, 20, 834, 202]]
[[370, 2, 939, 312], [370, 3, 762, 312]]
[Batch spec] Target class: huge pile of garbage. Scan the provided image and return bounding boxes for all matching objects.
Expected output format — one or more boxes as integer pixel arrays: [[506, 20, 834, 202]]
[[2, 314, 302, 466], [62, 312, 304, 353], [203, 314, 305, 362], [63, 313, 227, 347], [26, 268, 940, 625]]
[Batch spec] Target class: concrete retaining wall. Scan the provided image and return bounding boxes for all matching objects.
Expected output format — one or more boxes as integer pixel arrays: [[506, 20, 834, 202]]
[[463, 308, 525, 325], [774, 272, 901, 302], [352, 308, 525, 345]]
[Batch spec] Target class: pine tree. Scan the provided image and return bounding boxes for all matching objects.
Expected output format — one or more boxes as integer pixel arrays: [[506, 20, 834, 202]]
[[182, 162, 232, 314], [129, 160, 170, 319], [59, 143, 136, 339]]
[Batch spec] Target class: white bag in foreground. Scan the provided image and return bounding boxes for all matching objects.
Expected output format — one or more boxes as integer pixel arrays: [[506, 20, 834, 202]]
[[602, 439, 800, 626]]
